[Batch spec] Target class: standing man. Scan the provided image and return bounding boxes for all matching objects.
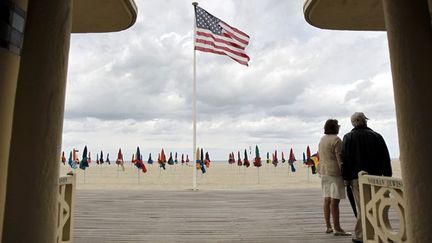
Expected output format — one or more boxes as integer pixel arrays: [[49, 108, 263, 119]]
[[341, 112, 392, 243]]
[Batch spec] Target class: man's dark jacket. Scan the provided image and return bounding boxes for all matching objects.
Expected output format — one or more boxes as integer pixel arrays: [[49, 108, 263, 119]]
[[341, 125, 392, 180]]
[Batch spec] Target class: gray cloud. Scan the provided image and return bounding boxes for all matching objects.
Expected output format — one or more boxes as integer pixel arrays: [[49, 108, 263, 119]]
[[62, 0, 399, 159]]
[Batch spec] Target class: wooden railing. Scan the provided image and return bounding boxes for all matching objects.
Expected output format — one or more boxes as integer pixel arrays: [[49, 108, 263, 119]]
[[57, 174, 76, 243], [358, 171, 406, 243]]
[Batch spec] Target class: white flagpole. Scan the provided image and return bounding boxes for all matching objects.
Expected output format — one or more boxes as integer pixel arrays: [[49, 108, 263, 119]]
[[192, 2, 198, 190]]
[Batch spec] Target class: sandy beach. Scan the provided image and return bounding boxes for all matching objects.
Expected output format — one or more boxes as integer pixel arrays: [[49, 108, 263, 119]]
[[60, 160, 401, 191]]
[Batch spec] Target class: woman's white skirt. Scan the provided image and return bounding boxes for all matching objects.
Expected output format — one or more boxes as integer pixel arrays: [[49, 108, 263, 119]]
[[321, 175, 346, 199]]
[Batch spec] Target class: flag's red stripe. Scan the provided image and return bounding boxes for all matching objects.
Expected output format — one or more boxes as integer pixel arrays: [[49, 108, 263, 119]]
[[195, 43, 249, 65], [196, 30, 244, 50], [220, 23, 250, 46], [196, 44, 249, 65], [195, 46, 248, 66], [196, 28, 248, 49], [221, 21, 250, 39], [195, 38, 250, 59], [221, 32, 249, 47]]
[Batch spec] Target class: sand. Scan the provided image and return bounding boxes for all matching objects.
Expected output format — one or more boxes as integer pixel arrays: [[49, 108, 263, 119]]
[[60, 160, 401, 191]]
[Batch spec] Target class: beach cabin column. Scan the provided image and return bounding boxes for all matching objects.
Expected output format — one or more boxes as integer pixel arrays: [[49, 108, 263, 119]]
[[382, 0, 432, 241], [0, 0, 28, 239], [2, 0, 72, 241]]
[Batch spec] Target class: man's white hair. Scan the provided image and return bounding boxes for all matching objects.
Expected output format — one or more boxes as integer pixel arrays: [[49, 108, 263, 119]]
[[351, 112, 368, 127]]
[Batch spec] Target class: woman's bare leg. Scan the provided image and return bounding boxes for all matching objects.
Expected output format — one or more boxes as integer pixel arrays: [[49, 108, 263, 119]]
[[331, 198, 342, 231], [324, 197, 331, 229]]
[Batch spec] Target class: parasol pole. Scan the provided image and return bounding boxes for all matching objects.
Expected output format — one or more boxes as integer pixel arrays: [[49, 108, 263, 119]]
[[192, 2, 198, 190], [307, 166, 310, 182], [83, 170, 86, 184], [257, 167, 260, 184]]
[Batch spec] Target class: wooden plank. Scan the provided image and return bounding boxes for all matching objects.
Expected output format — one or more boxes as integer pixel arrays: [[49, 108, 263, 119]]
[[73, 189, 359, 242]]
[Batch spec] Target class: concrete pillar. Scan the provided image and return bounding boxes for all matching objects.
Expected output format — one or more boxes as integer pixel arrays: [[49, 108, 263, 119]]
[[0, 0, 27, 239], [0, 49, 17, 241], [2, 0, 72, 241], [382, 0, 432, 242]]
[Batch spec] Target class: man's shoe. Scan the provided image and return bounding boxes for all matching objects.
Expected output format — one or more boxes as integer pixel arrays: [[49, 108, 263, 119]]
[[352, 238, 363, 243], [334, 230, 351, 236]]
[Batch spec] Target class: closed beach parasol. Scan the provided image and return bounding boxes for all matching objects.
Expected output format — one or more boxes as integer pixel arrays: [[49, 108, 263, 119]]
[[73, 148, 80, 164], [148, 153, 154, 164], [288, 148, 296, 172], [311, 152, 319, 173], [79, 146, 89, 170], [186, 154, 190, 164], [79, 146, 89, 183], [134, 146, 147, 173], [195, 147, 206, 173], [266, 152, 271, 164], [99, 151, 104, 165], [160, 149, 167, 170], [200, 148, 206, 173], [272, 150, 278, 167], [116, 148, 125, 171], [68, 151, 77, 169], [237, 151, 242, 166], [181, 153, 185, 165], [243, 149, 250, 168], [204, 152, 211, 168], [281, 152, 286, 163], [253, 145, 262, 167], [168, 152, 174, 165], [254, 145, 262, 183], [105, 153, 110, 165], [228, 153, 233, 164], [174, 152, 178, 164], [305, 146, 317, 174], [61, 151, 66, 165]]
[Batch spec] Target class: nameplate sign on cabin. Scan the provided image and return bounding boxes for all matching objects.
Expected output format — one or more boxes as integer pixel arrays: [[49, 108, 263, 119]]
[[59, 176, 70, 184], [366, 177, 403, 189]]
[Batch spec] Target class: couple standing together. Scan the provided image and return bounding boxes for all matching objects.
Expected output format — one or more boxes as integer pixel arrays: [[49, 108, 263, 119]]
[[318, 112, 392, 243]]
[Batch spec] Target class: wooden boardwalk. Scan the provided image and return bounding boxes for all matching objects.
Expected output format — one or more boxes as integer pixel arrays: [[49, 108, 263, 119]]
[[74, 189, 357, 242]]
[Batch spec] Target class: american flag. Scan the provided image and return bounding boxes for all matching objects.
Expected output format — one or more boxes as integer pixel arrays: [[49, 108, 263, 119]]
[[194, 6, 250, 66]]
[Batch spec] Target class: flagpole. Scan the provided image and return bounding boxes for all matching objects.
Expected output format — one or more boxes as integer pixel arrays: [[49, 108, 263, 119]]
[[192, 2, 198, 190]]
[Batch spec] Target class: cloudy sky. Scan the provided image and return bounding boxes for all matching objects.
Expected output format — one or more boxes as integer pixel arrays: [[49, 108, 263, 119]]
[[62, 0, 399, 161]]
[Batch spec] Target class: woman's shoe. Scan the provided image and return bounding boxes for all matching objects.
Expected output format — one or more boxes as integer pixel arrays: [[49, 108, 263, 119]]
[[334, 229, 352, 236], [325, 228, 333, 234]]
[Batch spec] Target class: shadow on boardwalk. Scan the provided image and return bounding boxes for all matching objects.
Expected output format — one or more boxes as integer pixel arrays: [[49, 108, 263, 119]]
[[74, 189, 355, 242]]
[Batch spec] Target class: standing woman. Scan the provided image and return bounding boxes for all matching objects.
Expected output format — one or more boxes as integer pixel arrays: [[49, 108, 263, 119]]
[[318, 119, 351, 236]]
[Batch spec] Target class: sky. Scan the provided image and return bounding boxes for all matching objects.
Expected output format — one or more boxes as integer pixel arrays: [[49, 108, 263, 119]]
[[62, 0, 399, 161]]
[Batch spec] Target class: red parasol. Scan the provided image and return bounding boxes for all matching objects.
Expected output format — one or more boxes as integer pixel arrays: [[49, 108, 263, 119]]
[[61, 151, 66, 165], [243, 149, 250, 168], [237, 151, 242, 166], [272, 150, 278, 167], [116, 148, 125, 171]]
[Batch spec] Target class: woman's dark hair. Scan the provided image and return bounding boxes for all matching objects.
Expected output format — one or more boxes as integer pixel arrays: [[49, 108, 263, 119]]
[[324, 119, 339, 135]]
